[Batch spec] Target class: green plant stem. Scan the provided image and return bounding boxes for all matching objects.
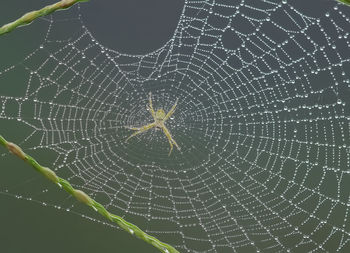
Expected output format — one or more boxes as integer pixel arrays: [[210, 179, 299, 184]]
[[338, 0, 350, 6], [0, 135, 180, 253], [0, 0, 89, 36]]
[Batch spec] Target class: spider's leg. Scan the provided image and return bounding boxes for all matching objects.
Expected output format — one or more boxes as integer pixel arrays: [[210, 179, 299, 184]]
[[148, 92, 156, 118], [125, 126, 140, 130], [172, 138, 181, 151], [126, 123, 155, 142], [164, 98, 178, 121], [161, 125, 180, 155], [147, 105, 156, 119], [168, 142, 174, 156]]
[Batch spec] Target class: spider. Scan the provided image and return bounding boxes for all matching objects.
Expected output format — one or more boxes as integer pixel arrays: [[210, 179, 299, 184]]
[[125, 92, 180, 156]]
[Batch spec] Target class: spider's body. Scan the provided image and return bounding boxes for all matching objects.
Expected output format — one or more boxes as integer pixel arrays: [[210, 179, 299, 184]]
[[126, 93, 180, 156], [155, 109, 166, 122]]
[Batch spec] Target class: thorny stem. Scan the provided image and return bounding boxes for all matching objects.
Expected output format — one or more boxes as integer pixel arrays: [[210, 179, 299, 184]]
[[0, 135, 180, 253], [0, 0, 89, 36], [0, 0, 349, 36], [338, 0, 350, 6]]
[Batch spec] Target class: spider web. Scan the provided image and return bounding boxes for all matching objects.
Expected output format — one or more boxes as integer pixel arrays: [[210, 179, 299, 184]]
[[1, 0, 350, 252]]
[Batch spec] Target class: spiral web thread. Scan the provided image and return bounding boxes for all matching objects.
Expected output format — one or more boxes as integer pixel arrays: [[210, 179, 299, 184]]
[[1, 0, 350, 252]]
